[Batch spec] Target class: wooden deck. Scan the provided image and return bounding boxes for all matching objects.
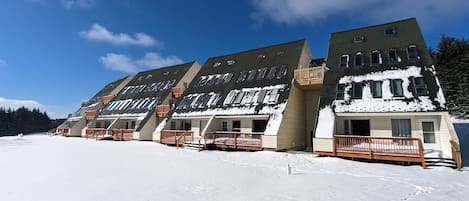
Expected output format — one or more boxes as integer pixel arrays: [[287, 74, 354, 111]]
[[205, 132, 263, 151], [160, 130, 194, 146], [85, 128, 107, 139], [316, 135, 426, 168], [111, 129, 134, 141], [294, 67, 324, 90]]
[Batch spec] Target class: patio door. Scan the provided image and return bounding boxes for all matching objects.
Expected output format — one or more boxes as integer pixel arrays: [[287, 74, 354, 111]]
[[419, 120, 440, 150], [199, 120, 207, 136], [351, 120, 370, 136]]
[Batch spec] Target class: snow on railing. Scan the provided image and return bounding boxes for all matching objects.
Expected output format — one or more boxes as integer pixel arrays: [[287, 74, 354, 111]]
[[205, 131, 263, 150]]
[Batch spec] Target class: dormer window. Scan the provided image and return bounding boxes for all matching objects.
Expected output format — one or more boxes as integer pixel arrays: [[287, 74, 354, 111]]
[[354, 36, 365, 43], [213, 62, 222, 67], [371, 50, 381, 66], [257, 54, 266, 60], [146, 75, 153, 79], [388, 48, 398, 64], [413, 77, 428, 96], [339, 55, 349, 68], [407, 45, 419, 61], [227, 60, 236, 66], [355, 52, 364, 67], [385, 27, 396, 36]]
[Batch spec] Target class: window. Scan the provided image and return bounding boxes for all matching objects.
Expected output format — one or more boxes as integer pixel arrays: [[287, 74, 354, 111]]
[[213, 62, 222, 67], [385, 27, 396, 36], [96, 121, 102, 128], [221, 121, 228, 131], [352, 83, 363, 99], [390, 79, 404, 97], [276, 65, 288, 79], [131, 121, 136, 129], [232, 120, 241, 132], [247, 70, 257, 81], [182, 120, 191, 131], [371, 81, 383, 98], [252, 120, 268, 132], [371, 50, 381, 65], [170, 121, 176, 130], [343, 120, 350, 134], [413, 77, 428, 96], [392, 119, 411, 137], [236, 71, 248, 83], [227, 60, 235, 66], [276, 51, 284, 56], [388, 48, 398, 64], [257, 90, 267, 103], [407, 45, 419, 60], [355, 52, 364, 66], [336, 84, 346, 100], [257, 54, 266, 60], [422, 121, 436, 143], [266, 67, 277, 79], [339, 55, 349, 68], [354, 36, 365, 43], [233, 91, 245, 104], [256, 68, 268, 80]]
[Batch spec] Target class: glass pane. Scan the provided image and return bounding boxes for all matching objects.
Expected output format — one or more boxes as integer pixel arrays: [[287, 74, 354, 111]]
[[392, 119, 411, 137], [340, 55, 348, 67], [252, 120, 268, 132], [266, 67, 277, 79], [372, 81, 382, 98], [392, 79, 403, 97], [371, 52, 380, 65], [389, 49, 397, 63], [408, 46, 418, 60], [422, 121, 436, 143], [353, 83, 362, 99], [232, 121, 241, 132], [355, 53, 363, 66]]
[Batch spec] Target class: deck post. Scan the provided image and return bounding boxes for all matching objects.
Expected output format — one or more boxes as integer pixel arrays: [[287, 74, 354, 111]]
[[368, 137, 372, 159]]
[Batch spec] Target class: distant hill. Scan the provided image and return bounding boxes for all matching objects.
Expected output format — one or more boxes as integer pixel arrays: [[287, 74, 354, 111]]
[[0, 107, 62, 136], [434, 35, 469, 120]]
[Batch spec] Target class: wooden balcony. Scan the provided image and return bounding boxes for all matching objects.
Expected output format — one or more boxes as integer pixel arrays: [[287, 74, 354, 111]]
[[294, 66, 324, 90], [102, 95, 114, 105], [156, 105, 170, 118], [205, 132, 263, 151], [110, 129, 134, 141], [85, 128, 107, 139], [85, 110, 97, 120], [319, 135, 426, 168], [171, 86, 185, 99], [160, 130, 194, 145], [56, 128, 69, 135]]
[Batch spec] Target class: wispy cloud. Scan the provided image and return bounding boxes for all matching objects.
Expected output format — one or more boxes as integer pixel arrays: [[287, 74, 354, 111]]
[[0, 97, 68, 119], [62, 0, 97, 9], [80, 23, 161, 47], [99, 52, 183, 73], [0, 59, 7, 67], [0, 97, 43, 110], [250, 0, 469, 29]]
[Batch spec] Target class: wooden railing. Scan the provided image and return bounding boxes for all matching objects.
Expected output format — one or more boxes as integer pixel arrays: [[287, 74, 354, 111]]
[[205, 131, 263, 150], [171, 86, 185, 99], [294, 66, 324, 88], [111, 129, 134, 141], [85, 128, 107, 139], [450, 140, 462, 171], [102, 95, 114, 105], [160, 130, 194, 147], [333, 135, 425, 167], [85, 110, 98, 120], [156, 105, 170, 118], [56, 128, 69, 135]]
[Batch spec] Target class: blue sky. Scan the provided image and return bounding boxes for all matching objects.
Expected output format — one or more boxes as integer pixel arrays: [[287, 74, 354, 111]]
[[0, 0, 468, 118]]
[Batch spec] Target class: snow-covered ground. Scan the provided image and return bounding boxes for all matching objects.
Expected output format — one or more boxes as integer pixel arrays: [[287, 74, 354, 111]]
[[1, 134, 468, 201]]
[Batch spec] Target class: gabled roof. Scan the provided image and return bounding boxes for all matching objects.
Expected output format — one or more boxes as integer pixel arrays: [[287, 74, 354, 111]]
[[99, 62, 195, 116], [173, 40, 307, 116]]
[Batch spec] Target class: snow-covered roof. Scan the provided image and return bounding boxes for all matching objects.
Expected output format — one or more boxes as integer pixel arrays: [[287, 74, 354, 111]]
[[172, 40, 306, 117]]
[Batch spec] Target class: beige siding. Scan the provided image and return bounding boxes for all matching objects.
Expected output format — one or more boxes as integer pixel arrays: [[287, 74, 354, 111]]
[[313, 138, 333, 152], [262, 135, 277, 149], [69, 118, 86, 137], [305, 90, 320, 149], [138, 111, 157, 141]]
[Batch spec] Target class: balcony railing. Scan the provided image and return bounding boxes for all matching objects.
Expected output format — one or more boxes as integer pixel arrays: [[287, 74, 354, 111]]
[[102, 95, 114, 105], [332, 135, 425, 167], [156, 105, 170, 118], [85, 110, 97, 120], [111, 129, 134, 141], [205, 131, 263, 151], [450, 140, 462, 171], [294, 66, 324, 89], [171, 86, 185, 99], [160, 130, 194, 146], [85, 128, 107, 139], [56, 128, 69, 135]]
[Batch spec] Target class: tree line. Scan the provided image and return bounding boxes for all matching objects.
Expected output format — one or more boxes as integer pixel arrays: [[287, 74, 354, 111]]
[[0, 107, 63, 136]]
